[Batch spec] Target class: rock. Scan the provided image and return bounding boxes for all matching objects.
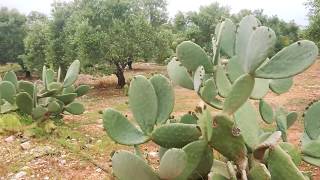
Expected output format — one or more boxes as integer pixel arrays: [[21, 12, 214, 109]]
[[59, 159, 66, 166], [149, 151, 158, 158], [43, 176, 49, 180], [96, 168, 102, 173], [20, 141, 32, 150], [31, 146, 55, 158], [12, 171, 27, 179], [5, 135, 15, 143]]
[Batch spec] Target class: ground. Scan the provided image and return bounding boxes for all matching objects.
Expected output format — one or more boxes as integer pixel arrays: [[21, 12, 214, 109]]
[[0, 60, 320, 180]]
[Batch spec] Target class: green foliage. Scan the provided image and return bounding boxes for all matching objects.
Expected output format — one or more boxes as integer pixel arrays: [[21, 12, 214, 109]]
[[0, 7, 26, 64], [103, 15, 320, 179], [0, 60, 89, 133]]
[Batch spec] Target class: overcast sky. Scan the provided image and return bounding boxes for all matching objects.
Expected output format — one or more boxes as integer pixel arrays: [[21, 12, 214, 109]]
[[0, 0, 310, 26]]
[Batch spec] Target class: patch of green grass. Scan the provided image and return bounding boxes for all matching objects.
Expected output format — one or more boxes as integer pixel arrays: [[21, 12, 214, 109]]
[[0, 63, 21, 74], [113, 103, 129, 112]]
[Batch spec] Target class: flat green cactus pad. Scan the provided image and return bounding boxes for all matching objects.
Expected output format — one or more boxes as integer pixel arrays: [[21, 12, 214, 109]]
[[32, 106, 47, 120], [48, 82, 62, 91], [103, 109, 149, 145], [199, 78, 223, 109], [259, 99, 274, 124], [151, 123, 201, 148], [287, 112, 298, 128], [129, 75, 158, 134], [63, 85, 75, 94], [236, 15, 261, 66], [245, 26, 276, 73], [267, 145, 306, 180], [177, 41, 213, 73], [167, 59, 194, 90], [175, 140, 210, 180], [219, 19, 236, 57], [251, 78, 270, 99], [149, 74, 174, 124], [3, 71, 18, 88], [304, 101, 320, 140], [0, 81, 16, 104], [18, 81, 34, 97], [302, 140, 320, 158], [46, 69, 55, 86], [226, 56, 245, 83], [63, 60, 80, 87], [248, 163, 271, 180], [209, 114, 247, 163], [255, 40, 318, 79], [16, 92, 33, 114], [235, 101, 261, 151], [279, 142, 302, 166], [112, 150, 159, 180], [75, 85, 90, 97], [56, 93, 77, 105], [180, 114, 198, 124], [275, 108, 288, 141], [270, 78, 293, 95], [48, 101, 61, 113], [223, 74, 255, 115], [215, 65, 231, 98], [303, 155, 320, 167], [159, 148, 187, 179], [65, 102, 85, 115]]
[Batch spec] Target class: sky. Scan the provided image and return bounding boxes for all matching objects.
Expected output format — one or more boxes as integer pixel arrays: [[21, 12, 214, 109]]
[[0, 0, 310, 26]]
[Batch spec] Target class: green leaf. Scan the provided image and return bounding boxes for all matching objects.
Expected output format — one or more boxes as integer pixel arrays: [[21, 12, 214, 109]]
[[270, 77, 293, 95], [0, 81, 16, 104], [3, 71, 18, 88], [223, 74, 255, 115], [151, 123, 201, 148], [304, 101, 320, 140], [259, 99, 274, 124], [159, 148, 187, 179], [149, 74, 174, 124], [255, 40, 318, 79], [16, 92, 33, 114], [177, 41, 213, 72], [65, 102, 85, 115], [103, 109, 149, 145], [129, 75, 158, 134], [167, 58, 194, 90], [112, 151, 159, 180], [245, 26, 276, 73], [251, 78, 270, 99], [63, 60, 80, 87], [215, 65, 231, 98]]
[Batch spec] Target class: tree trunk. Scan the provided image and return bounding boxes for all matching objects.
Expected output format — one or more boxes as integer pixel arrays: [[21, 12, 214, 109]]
[[25, 70, 32, 79], [127, 60, 133, 70], [115, 62, 126, 88]]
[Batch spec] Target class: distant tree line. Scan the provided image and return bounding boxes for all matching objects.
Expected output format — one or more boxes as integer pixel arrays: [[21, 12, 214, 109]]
[[0, 1, 305, 87]]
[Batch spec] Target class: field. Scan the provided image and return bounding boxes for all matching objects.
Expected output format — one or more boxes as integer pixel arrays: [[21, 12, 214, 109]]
[[0, 60, 320, 180]]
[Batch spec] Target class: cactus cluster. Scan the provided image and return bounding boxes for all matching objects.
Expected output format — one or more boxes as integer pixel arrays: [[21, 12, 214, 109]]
[[103, 15, 319, 180], [0, 60, 89, 122]]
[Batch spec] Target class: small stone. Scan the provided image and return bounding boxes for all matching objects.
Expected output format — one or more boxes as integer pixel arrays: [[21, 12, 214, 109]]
[[5, 135, 15, 143], [20, 141, 32, 150], [43, 176, 49, 180], [12, 171, 27, 179], [59, 159, 66, 166], [96, 168, 102, 173], [149, 151, 158, 158]]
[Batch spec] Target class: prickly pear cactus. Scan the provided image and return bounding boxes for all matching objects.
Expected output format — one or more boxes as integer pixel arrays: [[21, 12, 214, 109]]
[[0, 60, 90, 125], [103, 15, 319, 180]]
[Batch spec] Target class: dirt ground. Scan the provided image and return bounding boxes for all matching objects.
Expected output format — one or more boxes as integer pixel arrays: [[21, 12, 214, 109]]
[[0, 60, 320, 179]]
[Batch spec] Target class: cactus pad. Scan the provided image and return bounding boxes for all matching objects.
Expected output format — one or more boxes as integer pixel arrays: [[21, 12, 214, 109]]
[[103, 108, 149, 145], [304, 101, 320, 140], [112, 150, 159, 180], [149, 74, 174, 124], [255, 40, 318, 79], [65, 102, 85, 115], [177, 41, 213, 72], [63, 60, 80, 87], [223, 74, 255, 115], [167, 59, 194, 90], [16, 92, 33, 114], [151, 123, 201, 148], [270, 78, 293, 95], [0, 81, 16, 104], [259, 99, 274, 124], [129, 75, 158, 133], [159, 148, 187, 179]]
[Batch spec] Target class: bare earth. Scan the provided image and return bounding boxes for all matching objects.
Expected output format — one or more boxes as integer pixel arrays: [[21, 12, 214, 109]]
[[0, 60, 320, 179]]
